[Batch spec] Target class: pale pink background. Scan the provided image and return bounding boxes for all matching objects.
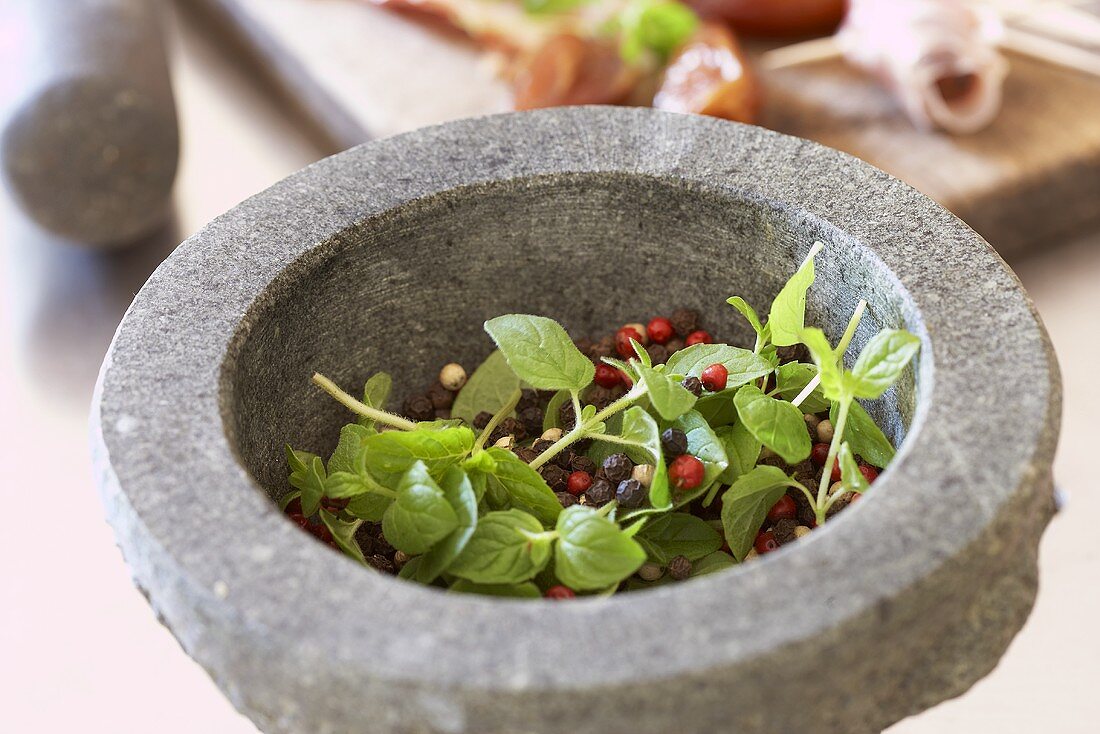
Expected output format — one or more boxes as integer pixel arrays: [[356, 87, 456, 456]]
[[1, 5, 1096, 732]]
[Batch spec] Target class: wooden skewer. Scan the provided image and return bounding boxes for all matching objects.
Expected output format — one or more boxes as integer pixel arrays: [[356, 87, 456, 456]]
[[1000, 27, 1100, 78], [759, 36, 842, 71]]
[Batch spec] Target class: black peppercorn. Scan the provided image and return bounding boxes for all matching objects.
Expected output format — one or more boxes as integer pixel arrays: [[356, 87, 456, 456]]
[[773, 518, 799, 545], [434, 409, 452, 421], [670, 308, 700, 337], [426, 382, 454, 409], [371, 528, 395, 557], [681, 376, 703, 396], [585, 479, 615, 506], [553, 449, 576, 470], [668, 555, 692, 580], [616, 478, 647, 508], [367, 554, 395, 574], [473, 411, 493, 429], [540, 464, 570, 493], [404, 395, 435, 421], [775, 343, 809, 365], [517, 389, 540, 411], [589, 335, 615, 360], [571, 455, 597, 475], [574, 337, 595, 356], [500, 417, 527, 442], [602, 453, 634, 483], [513, 446, 539, 464], [661, 427, 689, 457], [585, 385, 614, 410], [519, 406, 543, 435], [555, 491, 578, 508], [666, 337, 685, 354], [353, 524, 375, 555], [558, 401, 576, 430], [647, 343, 669, 365], [532, 438, 555, 455]]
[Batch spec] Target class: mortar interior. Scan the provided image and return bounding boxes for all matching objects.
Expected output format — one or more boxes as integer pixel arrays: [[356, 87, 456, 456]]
[[222, 172, 920, 533]]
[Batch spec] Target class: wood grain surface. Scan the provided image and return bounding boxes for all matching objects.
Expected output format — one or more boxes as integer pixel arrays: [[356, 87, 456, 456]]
[[184, 0, 1100, 257]]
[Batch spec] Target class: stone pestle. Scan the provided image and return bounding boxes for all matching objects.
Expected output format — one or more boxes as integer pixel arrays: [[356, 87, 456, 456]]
[[2, 0, 179, 248]]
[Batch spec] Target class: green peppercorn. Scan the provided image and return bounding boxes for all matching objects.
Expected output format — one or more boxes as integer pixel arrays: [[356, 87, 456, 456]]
[[668, 555, 692, 580], [661, 428, 688, 457], [615, 478, 647, 508], [602, 453, 634, 483], [681, 376, 703, 396], [585, 479, 615, 506]]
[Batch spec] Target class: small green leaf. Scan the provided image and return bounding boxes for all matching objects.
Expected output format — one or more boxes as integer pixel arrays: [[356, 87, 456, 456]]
[[691, 551, 736, 576], [448, 579, 542, 598], [382, 462, 459, 555], [635, 363, 696, 420], [726, 296, 764, 338], [319, 509, 366, 565], [733, 385, 811, 464], [327, 423, 373, 474], [416, 467, 479, 583], [800, 327, 846, 401], [451, 351, 521, 424], [836, 400, 895, 468], [543, 389, 571, 431], [769, 247, 817, 347], [345, 490, 392, 522], [721, 466, 793, 561], [715, 420, 761, 485], [636, 512, 722, 564], [838, 442, 870, 494], [475, 448, 562, 526], [618, 407, 670, 510], [362, 426, 475, 484], [357, 372, 393, 429], [693, 388, 740, 426], [848, 329, 920, 399], [277, 491, 301, 512], [774, 362, 830, 413], [448, 509, 552, 585], [484, 314, 594, 392], [287, 446, 326, 516], [555, 506, 646, 591], [663, 343, 772, 387]]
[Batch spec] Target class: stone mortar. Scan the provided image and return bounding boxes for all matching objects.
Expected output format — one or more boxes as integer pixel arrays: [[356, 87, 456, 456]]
[[91, 107, 1060, 733]]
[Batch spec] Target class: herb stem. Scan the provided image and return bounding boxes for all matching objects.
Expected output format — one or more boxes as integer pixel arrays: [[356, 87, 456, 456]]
[[815, 398, 850, 523], [529, 384, 647, 470], [473, 388, 522, 452], [312, 373, 419, 432], [837, 299, 868, 355]]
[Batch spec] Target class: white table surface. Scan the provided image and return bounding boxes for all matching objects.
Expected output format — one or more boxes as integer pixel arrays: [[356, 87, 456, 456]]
[[1, 5, 1096, 733]]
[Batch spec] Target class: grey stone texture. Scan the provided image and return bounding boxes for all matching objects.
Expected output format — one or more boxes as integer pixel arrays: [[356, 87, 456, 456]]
[[91, 107, 1060, 733], [2, 0, 178, 247]]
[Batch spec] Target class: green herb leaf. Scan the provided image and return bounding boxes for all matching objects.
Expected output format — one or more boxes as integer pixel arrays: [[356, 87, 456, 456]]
[[277, 491, 301, 512], [774, 362, 830, 413], [664, 409, 728, 488], [542, 389, 571, 432], [693, 387, 740, 426], [414, 467, 479, 582], [286, 446, 326, 516], [475, 448, 562, 526], [357, 372, 393, 429], [381, 461, 460, 555], [691, 550, 736, 576], [848, 329, 920, 399], [768, 247, 818, 347], [636, 512, 722, 564], [618, 406, 670, 509], [484, 314, 594, 392], [663, 343, 772, 387], [451, 350, 521, 424], [835, 400, 895, 468], [720, 465, 793, 561], [838, 442, 870, 494], [635, 362, 696, 420], [799, 327, 846, 400], [715, 420, 762, 485], [448, 579, 542, 598], [362, 426, 475, 484], [448, 509, 552, 584], [733, 385, 811, 464], [319, 509, 366, 565], [345, 490, 392, 522], [326, 423, 373, 475], [554, 506, 646, 591], [726, 296, 764, 338]]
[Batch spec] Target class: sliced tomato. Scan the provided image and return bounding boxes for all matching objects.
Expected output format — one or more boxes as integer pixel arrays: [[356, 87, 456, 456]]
[[653, 23, 761, 123]]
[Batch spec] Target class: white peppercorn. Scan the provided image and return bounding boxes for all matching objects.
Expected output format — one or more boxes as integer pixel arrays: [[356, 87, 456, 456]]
[[631, 463, 655, 487], [794, 525, 812, 538], [637, 562, 664, 582], [624, 322, 649, 345], [493, 435, 515, 449], [439, 363, 467, 391], [816, 418, 835, 443], [541, 427, 563, 442]]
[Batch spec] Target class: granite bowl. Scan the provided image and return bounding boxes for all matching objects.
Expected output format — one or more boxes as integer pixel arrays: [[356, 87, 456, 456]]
[[91, 107, 1060, 733]]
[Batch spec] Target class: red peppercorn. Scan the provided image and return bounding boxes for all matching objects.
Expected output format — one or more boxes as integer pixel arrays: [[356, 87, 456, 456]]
[[766, 495, 798, 522], [545, 585, 576, 600], [646, 317, 675, 345], [831, 460, 842, 483], [288, 512, 309, 529], [754, 530, 779, 554], [594, 363, 621, 388], [685, 330, 713, 346], [668, 454, 705, 491], [859, 465, 879, 484], [700, 363, 728, 392], [567, 470, 593, 496], [810, 442, 830, 466], [618, 369, 634, 388], [284, 497, 303, 516], [616, 326, 645, 358]]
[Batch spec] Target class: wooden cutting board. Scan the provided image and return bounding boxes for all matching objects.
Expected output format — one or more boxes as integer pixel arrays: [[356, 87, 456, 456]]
[[184, 0, 1100, 257]]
